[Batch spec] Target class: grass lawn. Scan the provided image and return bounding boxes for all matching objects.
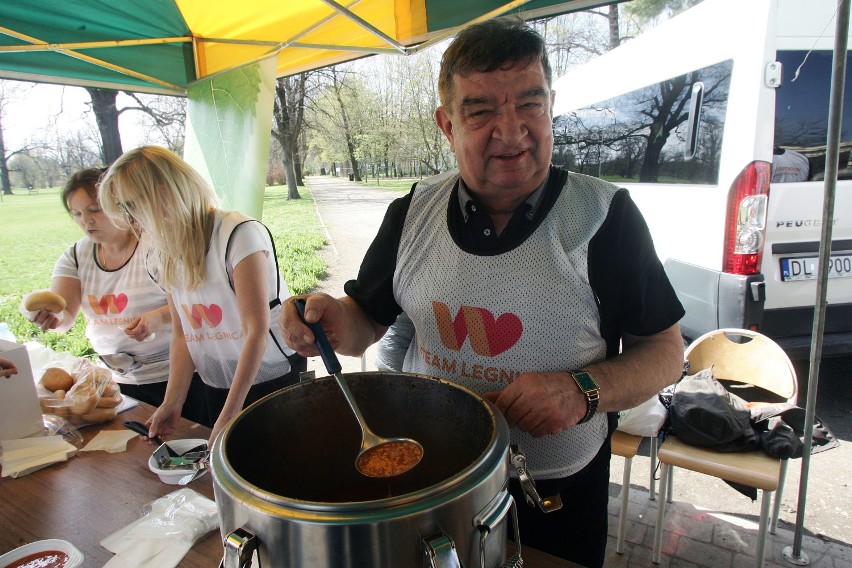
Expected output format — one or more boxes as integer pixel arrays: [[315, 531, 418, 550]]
[[357, 177, 422, 192], [0, 185, 327, 357]]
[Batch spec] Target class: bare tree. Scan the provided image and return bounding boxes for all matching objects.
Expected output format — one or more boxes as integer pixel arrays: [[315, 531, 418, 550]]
[[532, 11, 613, 76], [396, 50, 452, 175], [85, 88, 188, 165], [272, 73, 312, 199], [624, 0, 704, 22], [123, 93, 187, 153], [85, 87, 123, 164], [310, 66, 365, 182], [0, 81, 47, 194]]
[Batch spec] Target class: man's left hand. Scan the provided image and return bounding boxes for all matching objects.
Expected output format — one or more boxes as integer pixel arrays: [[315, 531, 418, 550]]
[[484, 371, 587, 437]]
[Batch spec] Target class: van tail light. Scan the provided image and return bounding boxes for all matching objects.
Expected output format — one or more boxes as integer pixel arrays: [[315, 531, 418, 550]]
[[722, 161, 771, 275]]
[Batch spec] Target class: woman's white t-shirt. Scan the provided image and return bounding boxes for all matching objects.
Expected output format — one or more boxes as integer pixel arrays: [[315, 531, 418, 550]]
[[168, 210, 296, 389], [52, 238, 171, 385]]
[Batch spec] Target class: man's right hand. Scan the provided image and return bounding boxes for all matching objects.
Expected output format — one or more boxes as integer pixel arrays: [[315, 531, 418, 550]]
[[280, 293, 342, 357], [280, 293, 388, 358]]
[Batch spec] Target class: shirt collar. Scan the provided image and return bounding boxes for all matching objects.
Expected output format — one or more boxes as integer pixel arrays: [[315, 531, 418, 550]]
[[457, 171, 550, 222]]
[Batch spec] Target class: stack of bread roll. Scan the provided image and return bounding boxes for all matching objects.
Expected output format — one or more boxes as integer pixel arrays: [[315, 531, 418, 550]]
[[38, 362, 122, 425]]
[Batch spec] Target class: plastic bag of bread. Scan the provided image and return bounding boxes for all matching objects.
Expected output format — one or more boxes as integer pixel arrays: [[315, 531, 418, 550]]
[[19, 289, 67, 323], [37, 359, 122, 425]]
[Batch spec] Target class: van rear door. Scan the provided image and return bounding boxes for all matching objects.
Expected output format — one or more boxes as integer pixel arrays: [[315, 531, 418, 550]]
[[760, 35, 852, 356]]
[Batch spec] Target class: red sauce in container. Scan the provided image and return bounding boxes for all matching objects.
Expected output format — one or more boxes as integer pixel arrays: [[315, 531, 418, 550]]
[[4, 550, 69, 568]]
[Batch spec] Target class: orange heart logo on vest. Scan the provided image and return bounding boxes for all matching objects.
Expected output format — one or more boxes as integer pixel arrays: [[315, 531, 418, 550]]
[[432, 301, 523, 356], [88, 293, 129, 315], [181, 303, 224, 329]]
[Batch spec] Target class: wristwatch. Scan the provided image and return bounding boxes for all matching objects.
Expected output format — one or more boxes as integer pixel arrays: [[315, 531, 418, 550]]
[[569, 370, 600, 424]]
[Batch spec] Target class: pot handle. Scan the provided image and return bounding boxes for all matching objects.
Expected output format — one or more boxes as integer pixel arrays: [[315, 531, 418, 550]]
[[219, 527, 258, 568], [473, 488, 523, 568], [423, 532, 462, 568], [510, 444, 563, 513]]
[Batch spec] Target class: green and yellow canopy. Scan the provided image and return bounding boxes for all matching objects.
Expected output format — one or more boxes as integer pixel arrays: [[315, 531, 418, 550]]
[[0, 0, 616, 95]]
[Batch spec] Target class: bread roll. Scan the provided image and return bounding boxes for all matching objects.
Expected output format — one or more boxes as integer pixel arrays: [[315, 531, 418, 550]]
[[39, 394, 70, 416], [96, 392, 123, 409], [67, 382, 98, 416], [80, 407, 118, 423], [25, 290, 67, 313], [40, 367, 75, 392], [87, 366, 114, 387], [102, 381, 120, 397]]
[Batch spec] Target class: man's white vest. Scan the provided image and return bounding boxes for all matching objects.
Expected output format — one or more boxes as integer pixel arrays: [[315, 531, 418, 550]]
[[397, 171, 617, 479]]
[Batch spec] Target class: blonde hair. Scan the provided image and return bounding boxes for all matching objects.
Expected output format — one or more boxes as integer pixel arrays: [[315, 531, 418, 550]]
[[99, 146, 219, 291]]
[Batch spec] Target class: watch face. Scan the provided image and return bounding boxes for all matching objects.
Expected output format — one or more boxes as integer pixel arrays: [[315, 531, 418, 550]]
[[574, 371, 598, 392]]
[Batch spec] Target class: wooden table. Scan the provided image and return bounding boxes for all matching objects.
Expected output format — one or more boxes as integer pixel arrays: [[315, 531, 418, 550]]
[[0, 404, 579, 568]]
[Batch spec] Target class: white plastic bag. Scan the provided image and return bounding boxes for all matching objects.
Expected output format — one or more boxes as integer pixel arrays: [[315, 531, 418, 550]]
[[617, 394, 668, 437]]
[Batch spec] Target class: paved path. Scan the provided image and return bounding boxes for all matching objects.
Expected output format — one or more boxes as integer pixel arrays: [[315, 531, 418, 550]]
[[302, 175, 401, 376], [301, 174, 852, 567]]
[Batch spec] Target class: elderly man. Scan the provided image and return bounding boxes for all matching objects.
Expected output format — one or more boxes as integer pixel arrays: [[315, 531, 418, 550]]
[[282, 18, 685, 567]]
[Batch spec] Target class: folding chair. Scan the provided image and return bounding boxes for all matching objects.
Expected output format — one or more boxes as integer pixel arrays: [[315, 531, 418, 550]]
[[611, 430, 644, 554], [652, 328, 798, 567]]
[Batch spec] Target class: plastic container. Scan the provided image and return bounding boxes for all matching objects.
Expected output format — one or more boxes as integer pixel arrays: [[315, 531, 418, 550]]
[[0, 322, 15, 343], [148, 439, 208, 484], [0, 538, 84, 567]]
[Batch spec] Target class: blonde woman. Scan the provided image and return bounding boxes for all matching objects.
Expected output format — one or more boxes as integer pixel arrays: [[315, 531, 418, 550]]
[[100, 146, 305, 444]]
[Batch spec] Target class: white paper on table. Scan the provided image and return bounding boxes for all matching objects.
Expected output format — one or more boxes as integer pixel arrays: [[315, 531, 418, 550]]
[[81, 430, 138, 453], [100, 488, 218, 568], [101, 516, 191, 568], [0, 435, 77, 477]]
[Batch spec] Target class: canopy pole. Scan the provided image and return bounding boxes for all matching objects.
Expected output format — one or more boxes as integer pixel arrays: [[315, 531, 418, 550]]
[[782, 0, 849, 564]]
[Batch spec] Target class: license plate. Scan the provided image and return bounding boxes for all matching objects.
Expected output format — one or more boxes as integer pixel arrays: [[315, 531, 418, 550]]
[[780, 255, 852, 281]]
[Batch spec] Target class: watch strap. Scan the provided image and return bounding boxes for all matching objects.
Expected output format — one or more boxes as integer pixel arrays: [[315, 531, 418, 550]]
[[570, 370, 600, 424]]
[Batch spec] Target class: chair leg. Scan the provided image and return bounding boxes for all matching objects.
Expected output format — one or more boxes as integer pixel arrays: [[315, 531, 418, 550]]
[[652, 462, 671, 564], [666, 463, 673, 504], [755, 489, 773, 568], [649, 436, 658, 501], [617, 456, 632, 554], [770, 460, 788, 535]]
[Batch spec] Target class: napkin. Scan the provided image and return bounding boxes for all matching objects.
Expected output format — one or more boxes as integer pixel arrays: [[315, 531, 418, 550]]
[[101, 488, 218, 568], [81, 430, 138, 453], [1, 435, 78, 477]]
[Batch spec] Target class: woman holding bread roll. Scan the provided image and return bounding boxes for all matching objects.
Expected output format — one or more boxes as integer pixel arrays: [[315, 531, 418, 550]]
[[99, 146, 306, 445], [27, 167, 207, 425]]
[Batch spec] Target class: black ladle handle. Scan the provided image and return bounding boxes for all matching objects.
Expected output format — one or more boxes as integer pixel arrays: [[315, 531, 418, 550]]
[[294, 298, 342, 374], [123, 420, 164, 445]]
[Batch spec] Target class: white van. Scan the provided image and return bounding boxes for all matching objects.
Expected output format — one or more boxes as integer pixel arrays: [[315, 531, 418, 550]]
[[551, 0, 852, 358]]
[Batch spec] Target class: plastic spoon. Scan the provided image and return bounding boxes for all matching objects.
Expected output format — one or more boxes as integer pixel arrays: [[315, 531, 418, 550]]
[[294, 298, 423, 477]]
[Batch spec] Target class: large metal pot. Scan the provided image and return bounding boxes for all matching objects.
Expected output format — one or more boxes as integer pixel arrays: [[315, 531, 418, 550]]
[[210, 371, 518, 568]]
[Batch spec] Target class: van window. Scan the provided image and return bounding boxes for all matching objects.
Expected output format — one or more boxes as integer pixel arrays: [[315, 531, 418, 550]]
[[552, 60, 732, 184], [774, 50, 852, 180]]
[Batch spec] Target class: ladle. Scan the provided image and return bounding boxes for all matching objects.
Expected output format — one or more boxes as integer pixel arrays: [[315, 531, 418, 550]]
[[294, 298, 423, 477]]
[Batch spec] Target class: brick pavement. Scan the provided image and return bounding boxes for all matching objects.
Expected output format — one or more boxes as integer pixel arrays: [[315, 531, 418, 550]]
[[606, 451, 852, 568]]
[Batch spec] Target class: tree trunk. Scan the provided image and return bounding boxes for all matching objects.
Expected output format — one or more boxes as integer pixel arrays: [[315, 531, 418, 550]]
[[348, 152, 359, 181], [295, 134, 307, 185], [86, 88, 123, 164], [272, 75, 310, 197], [0, 121, 11, 195], [282, 140, 300, 200], [608, 5, 621, 50]]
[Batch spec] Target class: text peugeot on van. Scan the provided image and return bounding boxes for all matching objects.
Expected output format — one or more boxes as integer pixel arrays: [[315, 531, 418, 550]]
[[551, 0, 852, 358]]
